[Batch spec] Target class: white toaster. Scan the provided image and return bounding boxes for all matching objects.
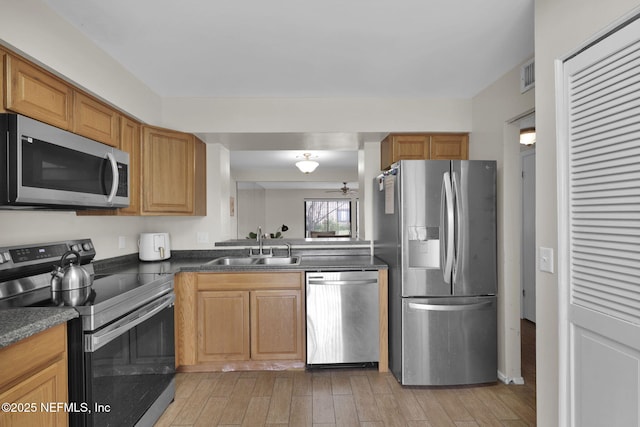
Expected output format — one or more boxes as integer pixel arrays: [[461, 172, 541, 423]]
[[138, 233, 171, 261]]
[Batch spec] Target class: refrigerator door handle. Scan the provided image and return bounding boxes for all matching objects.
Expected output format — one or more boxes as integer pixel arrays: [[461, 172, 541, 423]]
[[452, 172, 461, 284], [440, 172, 455, 284], [408, 300, 493, 312]]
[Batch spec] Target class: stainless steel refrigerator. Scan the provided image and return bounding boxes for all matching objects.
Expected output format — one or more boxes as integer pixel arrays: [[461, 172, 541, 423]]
[[373, 160, 497, 386]]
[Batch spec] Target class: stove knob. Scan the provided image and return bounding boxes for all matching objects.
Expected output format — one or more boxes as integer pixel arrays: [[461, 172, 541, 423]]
[[82, 242, 93, 251], [71, 244, 80, 252]]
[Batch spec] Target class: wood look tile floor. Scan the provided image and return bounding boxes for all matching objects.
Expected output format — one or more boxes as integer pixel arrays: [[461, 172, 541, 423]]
[[155, 320, 536, 427]]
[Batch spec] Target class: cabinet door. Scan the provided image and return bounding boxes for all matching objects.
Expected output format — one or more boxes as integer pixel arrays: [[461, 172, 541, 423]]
[[5, 55, 73, 129], [0, 358, 67, 427], [193, 137, 207, 216], [73, 91, 120, 147], [118, 117, 141, 215], [251, 290, 303, 360], [142, 127, 195, 214], [0, 49, 6, 113], [429, 134, 469, 160], [197, 290, 250, 362], [381, 134, 429, 169]]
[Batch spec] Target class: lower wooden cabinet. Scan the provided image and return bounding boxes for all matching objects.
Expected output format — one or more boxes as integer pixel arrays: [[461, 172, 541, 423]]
[[175, 272, 304, 370], [250, 289, 303, 360], [0, 323, 68, 427], [197, 290, 250, 362]]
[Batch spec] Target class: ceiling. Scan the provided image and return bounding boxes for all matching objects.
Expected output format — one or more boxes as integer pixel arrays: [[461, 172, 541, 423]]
[[42, 0, 534, 170]]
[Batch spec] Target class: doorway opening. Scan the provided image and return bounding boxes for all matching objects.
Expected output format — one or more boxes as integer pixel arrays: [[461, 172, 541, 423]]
[[519, 113, 536, 388]]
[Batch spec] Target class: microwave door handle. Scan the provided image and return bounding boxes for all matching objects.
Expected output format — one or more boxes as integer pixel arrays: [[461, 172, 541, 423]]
[[106, 152, 119, 203]]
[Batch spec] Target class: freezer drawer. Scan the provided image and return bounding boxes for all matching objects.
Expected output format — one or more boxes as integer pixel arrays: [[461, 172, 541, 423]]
[[401, 295, 497, 385], [306, 271, 379, 365]]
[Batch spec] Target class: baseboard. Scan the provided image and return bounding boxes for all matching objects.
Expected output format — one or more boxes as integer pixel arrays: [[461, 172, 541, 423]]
[[498, 370, 525, 385]]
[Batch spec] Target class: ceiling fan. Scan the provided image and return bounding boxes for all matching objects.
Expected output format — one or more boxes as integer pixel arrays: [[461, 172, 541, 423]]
[[325, 182, 358, 196]]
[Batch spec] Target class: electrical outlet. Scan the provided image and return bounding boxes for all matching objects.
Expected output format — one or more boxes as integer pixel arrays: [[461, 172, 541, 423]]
[[118, 236, 126, 249], [197, 232, 209, 244], [539, 247, 554, 273]]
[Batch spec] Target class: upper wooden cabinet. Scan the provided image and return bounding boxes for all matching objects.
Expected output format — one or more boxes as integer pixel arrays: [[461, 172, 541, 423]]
[[380, 133, 469, 170], [141, 126, 206, 216], [118, 117, 142, 215], [429, 133, 469, 160], [5, 55, 74, 130], [2, 48, 207, 217], [73, 91, 120, 147]]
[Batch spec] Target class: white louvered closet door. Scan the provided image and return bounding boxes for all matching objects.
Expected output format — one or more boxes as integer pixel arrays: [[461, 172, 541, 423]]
[[559, 15, 640, 427]]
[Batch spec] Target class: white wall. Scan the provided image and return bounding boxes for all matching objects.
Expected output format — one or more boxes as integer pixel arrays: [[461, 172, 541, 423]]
[[161, 97, 472, 134], [471, 60, 535, 385], [237, 186, 266, 239], [534, 1, 640, 425], [0, 0, 161, 124], [362, 141, 382, 241]]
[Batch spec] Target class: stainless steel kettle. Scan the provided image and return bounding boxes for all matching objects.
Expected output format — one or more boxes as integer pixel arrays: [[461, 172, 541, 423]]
[[51, 250, 93, 306]]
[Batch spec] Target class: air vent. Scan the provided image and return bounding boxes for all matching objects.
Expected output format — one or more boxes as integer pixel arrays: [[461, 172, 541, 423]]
[[520, 59, 535, 93]]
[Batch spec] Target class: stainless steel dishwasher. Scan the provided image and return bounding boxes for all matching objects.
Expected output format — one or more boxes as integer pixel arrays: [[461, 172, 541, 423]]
[[306, 271, 379, 366]]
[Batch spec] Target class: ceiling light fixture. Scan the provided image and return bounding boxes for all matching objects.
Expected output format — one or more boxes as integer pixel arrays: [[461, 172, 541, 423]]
[[295, 153, 319, 174], [520, 127, 536, 146]]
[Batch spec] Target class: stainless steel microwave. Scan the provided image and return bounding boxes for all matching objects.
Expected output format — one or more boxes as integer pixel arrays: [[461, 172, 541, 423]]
[[0, 113, 129, 209]]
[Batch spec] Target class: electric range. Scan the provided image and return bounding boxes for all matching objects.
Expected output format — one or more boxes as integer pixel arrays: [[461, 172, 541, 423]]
[[0, 239, 175, 427]]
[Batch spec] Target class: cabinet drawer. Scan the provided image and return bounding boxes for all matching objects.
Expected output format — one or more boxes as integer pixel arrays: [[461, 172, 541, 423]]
[[197, 272, 303, 291]]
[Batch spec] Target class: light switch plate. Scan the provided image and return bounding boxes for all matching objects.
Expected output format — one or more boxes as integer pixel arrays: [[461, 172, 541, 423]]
[[118, 236, 126, 249], [539, 247, 554, 273]]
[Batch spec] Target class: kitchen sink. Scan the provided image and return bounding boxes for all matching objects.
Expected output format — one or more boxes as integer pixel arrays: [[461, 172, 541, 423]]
[[255, 256, 300, 265], [206, 256, 300, 266]]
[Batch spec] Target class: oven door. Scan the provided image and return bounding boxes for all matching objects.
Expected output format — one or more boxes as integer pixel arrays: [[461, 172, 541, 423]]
[[81, 293, 175, 427]]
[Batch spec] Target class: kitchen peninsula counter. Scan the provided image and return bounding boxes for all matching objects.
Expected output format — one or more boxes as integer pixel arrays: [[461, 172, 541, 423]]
[[0, 241, 386, 348], [94, 240, 387, 275]]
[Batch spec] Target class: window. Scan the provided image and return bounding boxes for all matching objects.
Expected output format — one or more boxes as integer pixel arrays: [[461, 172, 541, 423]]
[[305, 199, 352, 237]]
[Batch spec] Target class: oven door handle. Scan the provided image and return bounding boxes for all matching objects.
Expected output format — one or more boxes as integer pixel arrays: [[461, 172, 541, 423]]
[[85, 292, 175, 352]]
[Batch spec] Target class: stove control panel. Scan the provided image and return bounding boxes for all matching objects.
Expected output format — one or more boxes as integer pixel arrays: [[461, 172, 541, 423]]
[[0, 239, 96, 276]]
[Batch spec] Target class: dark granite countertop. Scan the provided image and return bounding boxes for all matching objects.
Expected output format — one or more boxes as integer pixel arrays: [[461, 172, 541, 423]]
[[94, 246, 387, 275], [1, 245, 387, 349], [0, 307, 78, 349]]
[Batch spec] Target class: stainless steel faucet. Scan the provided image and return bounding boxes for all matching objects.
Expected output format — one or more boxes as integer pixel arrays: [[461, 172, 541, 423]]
[[252, 226, 272, 256], [257, 226, 262, 252]]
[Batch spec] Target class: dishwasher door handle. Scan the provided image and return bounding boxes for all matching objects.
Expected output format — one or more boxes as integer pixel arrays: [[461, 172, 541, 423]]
[[307, 279, 379, 286]]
